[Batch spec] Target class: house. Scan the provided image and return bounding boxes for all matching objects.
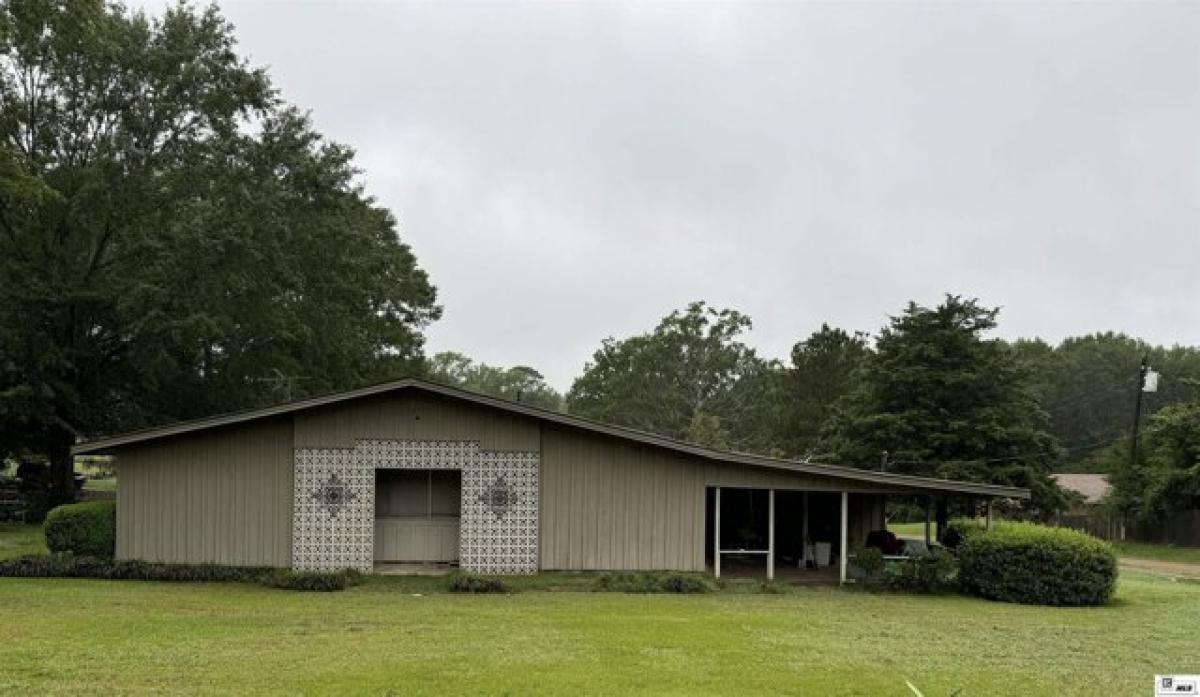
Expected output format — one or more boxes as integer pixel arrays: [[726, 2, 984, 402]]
[[72, 379, 1028, 582], [1052, 473, 1110, 507], [1052, 473, 1123, 540]]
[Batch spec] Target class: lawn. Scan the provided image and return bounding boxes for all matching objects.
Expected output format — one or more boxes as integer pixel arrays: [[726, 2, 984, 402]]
[[0, 524, 47, 559], [3, 526, 1197, 695], [1113, 540, 1200, 565]]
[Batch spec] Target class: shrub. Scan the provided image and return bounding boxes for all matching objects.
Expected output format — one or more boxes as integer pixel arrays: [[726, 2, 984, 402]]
[[446, 572, 508, 593], [43, 501, 116, 557], [0, 553, 267, 582], [944, 517, 988, 548], [958, 522, 1117, 606], [851, 546, 886, 585], [885, 548, 958, 593], [593, 571, 712, 594], [260, 569, 356, 592], [0, 554, 361, 592]]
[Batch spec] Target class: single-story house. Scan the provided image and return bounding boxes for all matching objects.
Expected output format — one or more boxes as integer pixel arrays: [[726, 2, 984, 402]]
[[1052, 473, 1124, 541], [72, 378, 1028, 582]]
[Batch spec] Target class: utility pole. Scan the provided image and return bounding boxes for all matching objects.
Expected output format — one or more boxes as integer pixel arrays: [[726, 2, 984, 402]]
[[1129, 354, 1149, 470]]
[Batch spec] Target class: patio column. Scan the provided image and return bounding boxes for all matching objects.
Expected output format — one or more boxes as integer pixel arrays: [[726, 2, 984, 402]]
[[767, 489, 775, 580], [801, 491, 809, 567], [924, 498, 932, 547], [714, 487, 721, 578], [838, 490, 848, 584]]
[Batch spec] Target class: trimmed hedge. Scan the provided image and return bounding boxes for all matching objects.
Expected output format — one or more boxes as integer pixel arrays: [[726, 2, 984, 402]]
[[0, 553, 265, 582], [44, 501, 116, 557], [593, 571, 712, 594], [446, 572, 508, 593], [958, 522, 1117, 606], [0, 553, 357, 592], [261, 569, 361, 592]]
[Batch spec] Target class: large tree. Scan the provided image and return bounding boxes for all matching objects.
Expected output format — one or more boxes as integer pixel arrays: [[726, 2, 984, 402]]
[[566, 301, 767, 450], [425, 351, 563, 412], [1106, 388, 1200, 524], [1015, 333, 1200, 470], [770, 324, 869, 459], [824, 296, 1066, 516], [0, 1, 439, 502]]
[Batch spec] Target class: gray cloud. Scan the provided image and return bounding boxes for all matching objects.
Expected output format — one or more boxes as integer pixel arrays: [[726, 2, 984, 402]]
[[136, 1, 1200, 389]]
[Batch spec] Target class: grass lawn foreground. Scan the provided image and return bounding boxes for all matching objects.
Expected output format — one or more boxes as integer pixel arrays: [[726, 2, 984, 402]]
[[1, 527, 1197, 695]]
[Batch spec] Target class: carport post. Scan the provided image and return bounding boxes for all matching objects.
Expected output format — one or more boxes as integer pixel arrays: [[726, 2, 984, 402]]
[[714, 487, 721, 578], [767, 489, 775, 580], [838, 490, 848, 584], [801, 491, 809, 567], [924, 498, 932, 547]]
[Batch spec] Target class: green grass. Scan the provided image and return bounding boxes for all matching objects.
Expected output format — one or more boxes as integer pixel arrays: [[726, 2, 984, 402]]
[[888, 521, 930, 538], [81, 477, 117, 492], [0, 571, 1195, 695], [1113, 540, 1200, 565], [0, 525, 46, 559]]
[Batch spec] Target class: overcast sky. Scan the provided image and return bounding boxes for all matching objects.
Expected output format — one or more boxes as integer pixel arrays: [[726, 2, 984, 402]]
[[139, 1, 1200, 390]]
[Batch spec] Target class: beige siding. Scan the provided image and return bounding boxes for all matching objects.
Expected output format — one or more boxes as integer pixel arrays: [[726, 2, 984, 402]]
[[293, 392, 539, 451], [115, 417, 293, 567], [540, 424, 898, 571]]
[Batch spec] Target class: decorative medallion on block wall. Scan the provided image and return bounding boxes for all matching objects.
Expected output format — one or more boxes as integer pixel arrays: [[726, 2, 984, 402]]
[[478, 475, 517, 519], [311, 473, 357, 517], [291, 439, 538, 575]]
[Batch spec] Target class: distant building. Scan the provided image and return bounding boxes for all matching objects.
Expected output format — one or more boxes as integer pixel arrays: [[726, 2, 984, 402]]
[[1052, 473, 1122, 540]]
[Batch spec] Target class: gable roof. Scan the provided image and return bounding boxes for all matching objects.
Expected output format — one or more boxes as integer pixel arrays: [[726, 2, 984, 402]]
[[72, 378, 1030, 500], [1051, 473, 1110, 504]]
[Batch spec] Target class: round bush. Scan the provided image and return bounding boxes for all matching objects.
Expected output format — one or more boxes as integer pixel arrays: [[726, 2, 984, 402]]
[[958, 522, 1117, 606], [43, 501, 116, 558]]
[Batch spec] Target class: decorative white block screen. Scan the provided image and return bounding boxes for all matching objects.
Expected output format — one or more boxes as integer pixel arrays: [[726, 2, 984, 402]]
[[293, 439, 539, 574]]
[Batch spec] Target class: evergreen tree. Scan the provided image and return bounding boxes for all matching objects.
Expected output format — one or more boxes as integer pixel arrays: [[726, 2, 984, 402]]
[[825, 296, 1066, 516]]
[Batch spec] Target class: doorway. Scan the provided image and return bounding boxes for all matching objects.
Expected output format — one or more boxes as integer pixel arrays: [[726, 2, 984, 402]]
[[374, 469, 462, 565]]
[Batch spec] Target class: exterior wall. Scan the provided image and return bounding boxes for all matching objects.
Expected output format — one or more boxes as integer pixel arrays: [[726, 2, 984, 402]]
[[293, 440, 539, 573], [293, 392, 539, 451], [107, 386, 937, 574], [115, 417, 293, 567], [539, 424, 894, 572]]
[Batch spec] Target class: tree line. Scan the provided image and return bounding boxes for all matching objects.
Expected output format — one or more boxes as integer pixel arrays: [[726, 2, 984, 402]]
[[1, 2, 1195, 524]]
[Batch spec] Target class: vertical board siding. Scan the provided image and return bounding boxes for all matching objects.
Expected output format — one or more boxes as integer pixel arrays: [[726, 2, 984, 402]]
[[293, 392, 539, 451], [114, 417, 293, 567], [540, 424, 907, 572]]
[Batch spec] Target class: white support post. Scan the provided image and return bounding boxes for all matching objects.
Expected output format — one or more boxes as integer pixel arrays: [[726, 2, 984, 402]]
[[714, 487, 721, 578], [767, 489, 775, 581], [801, 491, 810, 568], [924, 499, 932, 547], [839, 490, 849, 585]]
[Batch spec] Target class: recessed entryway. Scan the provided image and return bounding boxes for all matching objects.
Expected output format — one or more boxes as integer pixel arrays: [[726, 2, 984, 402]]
[[374, 469, 461, 566]]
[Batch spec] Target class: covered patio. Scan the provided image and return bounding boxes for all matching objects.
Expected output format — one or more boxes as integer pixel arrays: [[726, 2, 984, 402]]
[[706, 485, 1001, 584]]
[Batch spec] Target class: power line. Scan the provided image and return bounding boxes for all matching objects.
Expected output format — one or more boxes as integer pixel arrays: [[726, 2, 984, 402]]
[[886, 427, 1129, 469]]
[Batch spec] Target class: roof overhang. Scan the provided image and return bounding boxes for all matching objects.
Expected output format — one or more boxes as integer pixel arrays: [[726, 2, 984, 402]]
[[72, 378, 1031, 500]]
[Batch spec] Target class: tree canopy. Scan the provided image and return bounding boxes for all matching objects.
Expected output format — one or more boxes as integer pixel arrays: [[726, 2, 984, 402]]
[[425, 351, 562, 412], [0, 0, 439, 500], [769, 324, 869, 460], [566, 301, 767, 450], [823, 296, 1066, 516], [1106, 388, 1200, 523]]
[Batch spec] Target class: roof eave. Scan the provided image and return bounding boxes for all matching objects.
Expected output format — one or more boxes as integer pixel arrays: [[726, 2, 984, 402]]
[[71, 378, 1032, 500]]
